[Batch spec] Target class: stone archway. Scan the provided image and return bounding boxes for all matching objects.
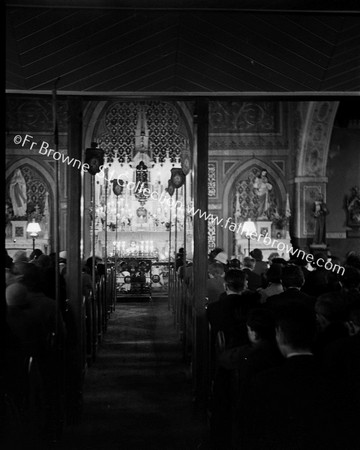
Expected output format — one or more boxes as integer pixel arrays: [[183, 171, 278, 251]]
[[293, 101, 339, 244]]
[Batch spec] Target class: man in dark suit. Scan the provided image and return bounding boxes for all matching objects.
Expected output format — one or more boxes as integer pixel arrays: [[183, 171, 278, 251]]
[[302, 252, 331, 297], [206, 270, 259, 450], [265, 264, 316, 310], [250, 248, 268, 278], [241, 303, 354, 450], [320, 295, 360, 447], [207, 269, 256, 346], [242, 257, 262, 292]]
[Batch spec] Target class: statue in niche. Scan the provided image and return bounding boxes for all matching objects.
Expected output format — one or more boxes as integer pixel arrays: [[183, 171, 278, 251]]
[[9, 168, 27, 217], [312, 194, 329, 245], [253, 169, 273, 220], [346, 186, 360, 227]]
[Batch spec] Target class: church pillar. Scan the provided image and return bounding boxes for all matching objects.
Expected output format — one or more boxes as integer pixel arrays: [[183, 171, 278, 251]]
[[66, 96, 84, 420], [193, 98, 210, 405]]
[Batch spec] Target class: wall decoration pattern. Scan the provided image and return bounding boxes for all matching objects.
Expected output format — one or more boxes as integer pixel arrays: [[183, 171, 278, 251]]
[[208, 221, 216, 252], [209, 101, 287, 150], [97, 101, 187, 164], [209, 101, 279, 134], [208, 163, 217, 197], [6, 98, 68, 132]]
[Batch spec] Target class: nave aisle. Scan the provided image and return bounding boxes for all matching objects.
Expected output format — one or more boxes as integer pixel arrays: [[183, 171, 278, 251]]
[[53, 298, 209, 450]]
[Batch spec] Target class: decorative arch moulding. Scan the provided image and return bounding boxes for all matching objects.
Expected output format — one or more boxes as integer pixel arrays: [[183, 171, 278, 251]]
[[223, 161, 237, 175], [272, 160, 285, 175]]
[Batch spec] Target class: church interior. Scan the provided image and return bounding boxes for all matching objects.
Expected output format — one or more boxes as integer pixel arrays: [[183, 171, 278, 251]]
[[4, 1, 360, 449]]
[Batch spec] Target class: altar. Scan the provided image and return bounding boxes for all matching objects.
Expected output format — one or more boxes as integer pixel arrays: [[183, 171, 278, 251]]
[[96, 230, 185, 261]]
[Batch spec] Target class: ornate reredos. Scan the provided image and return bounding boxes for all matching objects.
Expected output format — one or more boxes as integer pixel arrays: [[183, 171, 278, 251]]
[[94, 101, 189, 165]]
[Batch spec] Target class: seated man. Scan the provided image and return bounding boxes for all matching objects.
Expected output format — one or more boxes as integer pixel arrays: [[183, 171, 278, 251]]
[[206, 261, 225, 305], [314, 291, 350, 356], [207, 269, 258, 346], [320, 295, 360, 442], [207, 269, 258, 450], [242, 257, 262, 291], [265, 264, 316, 310], [250, 248, 268, 278], [257, 263, 283, 304], [242, 303, 353, 450]]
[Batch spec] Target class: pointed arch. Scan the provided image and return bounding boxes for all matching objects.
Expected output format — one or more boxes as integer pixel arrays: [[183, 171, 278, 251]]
[[6, 158, 55, 202], [296, 101, 340, 177], [6, 158, 55, 248]]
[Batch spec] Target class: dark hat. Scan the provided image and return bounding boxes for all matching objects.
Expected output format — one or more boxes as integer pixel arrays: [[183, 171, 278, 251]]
[[229, 258, 241, 269], [250, 248, 263, 260], [271, 257, 287, 266], [266, 263, 282, 282]]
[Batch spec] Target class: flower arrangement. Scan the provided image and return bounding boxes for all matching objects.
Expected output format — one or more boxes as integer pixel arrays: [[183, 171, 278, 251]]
[[270, 208, 289, 229]]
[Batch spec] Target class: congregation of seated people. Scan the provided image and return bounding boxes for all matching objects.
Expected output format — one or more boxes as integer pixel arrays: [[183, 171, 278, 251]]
[[3, 248, 104, 444], [4, 245, 360, 449], [206, 248, 360, 450]]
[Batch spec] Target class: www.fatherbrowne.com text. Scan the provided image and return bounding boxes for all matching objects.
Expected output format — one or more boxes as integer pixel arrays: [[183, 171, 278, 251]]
[[14, 134, 345, 275]]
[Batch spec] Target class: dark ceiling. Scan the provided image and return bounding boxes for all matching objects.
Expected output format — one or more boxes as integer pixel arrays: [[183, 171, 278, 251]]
[[6, 1, 360, 94]]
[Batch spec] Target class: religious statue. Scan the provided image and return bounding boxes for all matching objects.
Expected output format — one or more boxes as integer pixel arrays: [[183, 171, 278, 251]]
[[253, 169, 273, 219], [312, 194, 329, 245], [347, 186, 360, 226], [9, 168, 27, 217]]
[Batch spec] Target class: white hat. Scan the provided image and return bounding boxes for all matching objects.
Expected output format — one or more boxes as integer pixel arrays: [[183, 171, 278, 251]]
[[59, 251, 67, 260], [214, 251, 228, 265]]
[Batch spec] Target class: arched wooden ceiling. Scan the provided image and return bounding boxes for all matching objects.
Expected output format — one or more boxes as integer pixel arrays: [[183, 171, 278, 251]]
[[6, 1, 360, 93]]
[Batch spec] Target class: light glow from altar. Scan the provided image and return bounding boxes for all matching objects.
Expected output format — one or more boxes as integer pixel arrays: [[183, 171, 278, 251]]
[[90, 104, 191, 261]]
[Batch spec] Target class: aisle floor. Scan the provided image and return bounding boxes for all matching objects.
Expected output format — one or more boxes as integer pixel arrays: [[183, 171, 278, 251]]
[[53, 298, 209, 450]]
